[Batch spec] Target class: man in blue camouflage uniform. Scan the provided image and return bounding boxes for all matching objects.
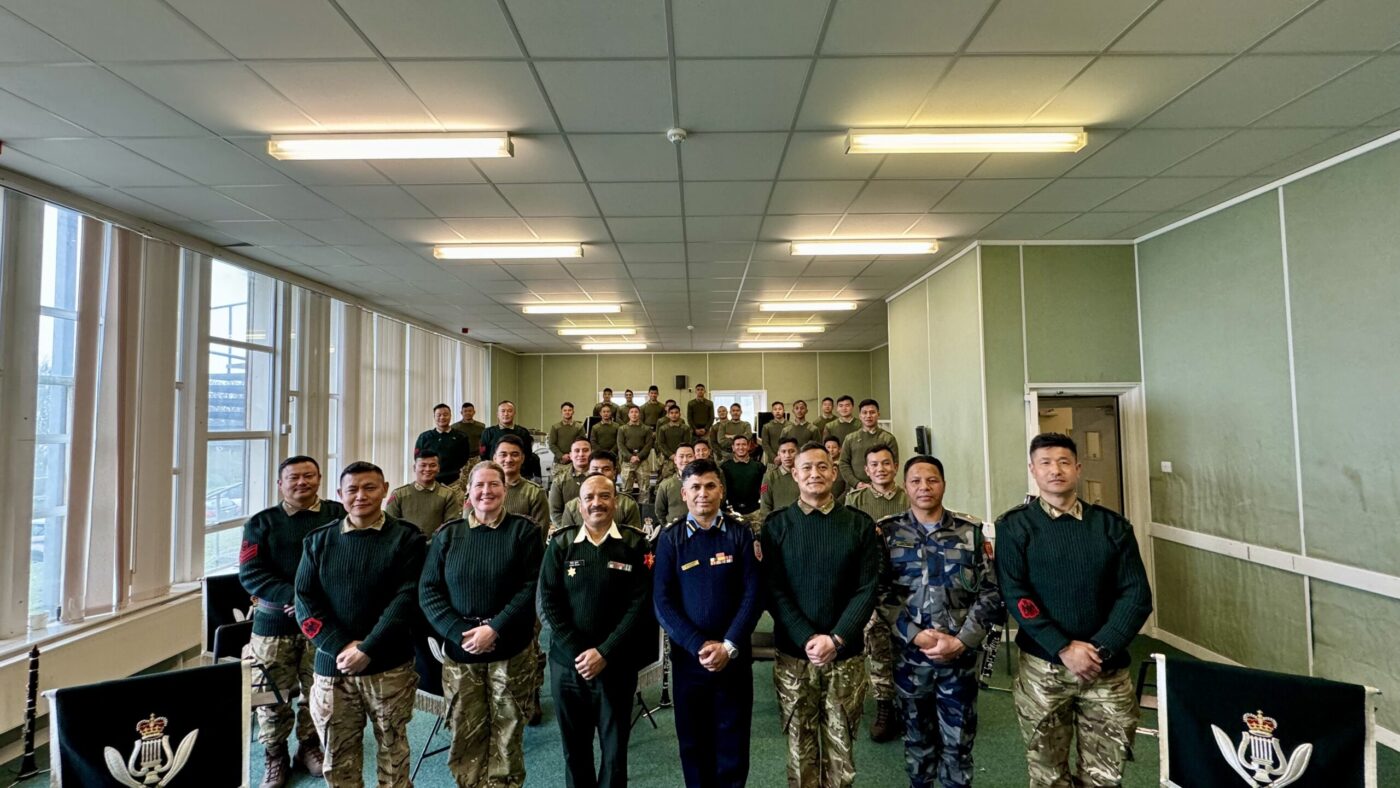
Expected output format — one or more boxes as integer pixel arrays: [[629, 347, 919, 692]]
[[879, 455, 1004, 788]]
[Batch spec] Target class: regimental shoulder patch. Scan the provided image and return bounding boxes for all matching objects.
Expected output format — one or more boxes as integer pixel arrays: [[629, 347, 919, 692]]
[[1017, 598, 1041, 620], [300, 617, 322, 638], [238, 540, 257, 563], [644, 552, 655, 570], [760, 483, 769, 494]]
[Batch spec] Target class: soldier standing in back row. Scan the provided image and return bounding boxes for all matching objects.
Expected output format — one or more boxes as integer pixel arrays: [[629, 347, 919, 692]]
[[384, 450, 462, 536], [240, 456, 346, 787], [549, 402, 586, 481], [652, 442, 696, 525], [550, 437, 593, 525], [824, 395, 859, 447], [838, 399, 899, 491], [640, 385, 665, 428], [655, 404, 691, 481], [782, 399, 821, 450], [880, 455, 1004, 788], [617, 404, 655, 498], [686, 384, 712, 440], [452, 402, 486, 473], [717, 403, 751, 462], [760, 401, 788, 467], [591, 404, 619, 457]]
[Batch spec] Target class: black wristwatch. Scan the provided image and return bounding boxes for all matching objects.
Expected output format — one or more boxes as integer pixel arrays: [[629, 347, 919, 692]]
[[1092, 641, 1113, 662]]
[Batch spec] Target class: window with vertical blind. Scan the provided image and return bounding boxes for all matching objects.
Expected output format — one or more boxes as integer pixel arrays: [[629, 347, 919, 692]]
[[0, 184, 491, 636]]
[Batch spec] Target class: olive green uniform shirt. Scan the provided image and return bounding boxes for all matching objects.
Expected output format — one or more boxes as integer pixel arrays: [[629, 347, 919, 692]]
[[655, 420, 690, 459], [824, 417, 859, 446], [549, 469, 588, 524], [759, 416, 788, 465], [617, 423, 655, 461], [640, 401, 665, 428], [557, 493, 642, 532], [651, 474, 687, 524], [450, 419, 486, 459], [593, 400, 623, 423], [781, 419, 822, 450], [845, 486, 911, 523], [717, 419, 752, 459], [686, 397, 712, 434], [837, 427, 900, 488], [548, 420, 585, 463], [590, 421, 619, 456], [384, 481, 462, 536], [758, 466, 799, 520], [504, 477, 550, 532]]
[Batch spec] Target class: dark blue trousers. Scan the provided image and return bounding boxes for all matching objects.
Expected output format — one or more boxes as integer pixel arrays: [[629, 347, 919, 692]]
[[671, 649, 753, 788]]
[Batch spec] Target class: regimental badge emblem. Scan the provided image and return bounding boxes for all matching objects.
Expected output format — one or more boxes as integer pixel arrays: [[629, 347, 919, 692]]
[[1211, 709, 1312, 787], [103, 713, 198, 787]]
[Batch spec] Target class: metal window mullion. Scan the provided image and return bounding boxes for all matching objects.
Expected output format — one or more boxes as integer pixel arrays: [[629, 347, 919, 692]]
[[207, 336, 273, 354]]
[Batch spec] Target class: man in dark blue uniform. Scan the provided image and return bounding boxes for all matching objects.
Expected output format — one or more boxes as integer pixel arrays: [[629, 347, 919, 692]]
[[653, 458, 762, 788]]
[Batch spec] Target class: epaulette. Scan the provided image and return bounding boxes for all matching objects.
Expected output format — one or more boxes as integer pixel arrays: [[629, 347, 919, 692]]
[[547, 524, 579, 543], [618, 522, 647, 536], [995, 501, 1032, 522], [875, 512, 906, 527], [948, 509, 982, 525]]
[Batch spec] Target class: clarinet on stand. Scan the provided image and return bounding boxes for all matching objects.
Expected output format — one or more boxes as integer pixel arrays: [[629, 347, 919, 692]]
[[8, 646, 45, 785], [978, 626, 1005, 692], [658, 635, 673, 708]]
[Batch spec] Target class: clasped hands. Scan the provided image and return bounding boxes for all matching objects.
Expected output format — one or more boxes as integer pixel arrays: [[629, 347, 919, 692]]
[[913, 629, 967, 663]]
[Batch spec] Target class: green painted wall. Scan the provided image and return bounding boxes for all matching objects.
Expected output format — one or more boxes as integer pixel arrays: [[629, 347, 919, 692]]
[[818, 352, 874, 409], [1311, 582, 1400, 730], [869, 345, 890, 414], [926, 252, 989, 517], [539, 354, 596, 429], [1282, 144, 1400, 576], [764, 352, 820, 409], [1022, 246, 1141, 384], [517, 355, 543, 429], [1138, 196, 1301, 551], [887, 280, 932, 479], [489, 347, 519, 410], [980, 246, 1031, 513]]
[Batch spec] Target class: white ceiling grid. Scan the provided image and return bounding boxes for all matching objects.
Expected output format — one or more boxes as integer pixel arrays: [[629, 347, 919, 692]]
[[0, 0, 1397, 351]]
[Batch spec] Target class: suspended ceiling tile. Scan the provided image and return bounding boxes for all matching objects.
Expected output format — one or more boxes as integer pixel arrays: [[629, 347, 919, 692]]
[[687, 242, 753, 261], [1171, 176, 1276, 213], [677, 59, 809, 132], [536, 60, 671, 133], [114, 138, 291, 186], [823, 0, 993, 55], [1033, 55, 1228, 127], [0, 148, 99, 190], [1143, 55, 1364, 128], [759, 214, 843, 240], [1252, 127, 1394, 176], [498, 183, 600, 217], [671, 0, 827, 56], [311, 185, 433, 219], [685, 215, 762, 242], [394, 61, 556, 134], [110, 63, 315, 136], [368, 159, 487, 186], [832, 213, 924, 236], [1042, 211, 1159, 240], [1161, 128, 1343, 177], [592, 182, 682, 217], [914, 56, 1093, 125], [1094, 176, 1235, 212], [1256, 55, 1400, 128], [967, 0, 1156, 52], [1068, 128, 1230, 177], [402, 184, 516, 218], [768, 181, 863, 214], [1111, 0, 1317, 53], [206, 220, 321, 246], [250, 62, 436, 130], [439, 216, 532, 242], [847, 180, 957, 214], [797, 57, 951, 128], [0, 65, 208, 136], [1015, 177, 1143, 212], [778, 132, 881, 180], [336, 0, 519, 57], [166, 0, 373, 59], [617, 242, 684, 262], [475, 136, 581, 183], [905, 213, 1000, 239], [683, 181, 772, 217], [976, 212, 1078, 239], [10, 138, 193, 187], [505, 0, 666, 57], [609, 217, 685, 243], [681, 132, 787, 181], [365, 218, 463, 244], [931, 179, 1051, 212], [0, 9, 82, 63], [570, 134, 678, 181], [289, 219, 394, 246], [216, 185, 347, 220], [872, 153, 987, 179], [5, 0, 219, 62], [0, 90, 91, 138], [119, 185, 266, 221], [1256, 0, 1400, 52], [521, 217, 610, 242]]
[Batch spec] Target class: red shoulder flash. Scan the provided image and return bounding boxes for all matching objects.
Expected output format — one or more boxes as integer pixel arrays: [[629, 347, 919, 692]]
[[239, 540, 258, 563], [644, 552, 655, 570], [760, 483, 769, 494], [1017, 598, 1041, 620], [753, 541, 763, 562], [300, 617, 322, 638]]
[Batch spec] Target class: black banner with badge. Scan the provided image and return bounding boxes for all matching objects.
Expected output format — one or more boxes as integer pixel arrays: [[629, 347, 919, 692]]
[[48, 660, 249, 787], [1157, 655, 1375, 788]]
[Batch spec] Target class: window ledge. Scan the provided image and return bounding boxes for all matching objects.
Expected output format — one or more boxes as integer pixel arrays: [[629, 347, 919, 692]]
[[0, 582, 201, 662]]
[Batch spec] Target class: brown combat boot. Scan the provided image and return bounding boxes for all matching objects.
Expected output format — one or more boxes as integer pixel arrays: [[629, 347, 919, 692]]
[[260, 742, 291, 788], [297, 735, 325, 777], [869, 698, 902, 743]]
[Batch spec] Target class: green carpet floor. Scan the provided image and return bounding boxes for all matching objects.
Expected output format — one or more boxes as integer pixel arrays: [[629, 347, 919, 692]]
[[9, 634, 1399, 786]]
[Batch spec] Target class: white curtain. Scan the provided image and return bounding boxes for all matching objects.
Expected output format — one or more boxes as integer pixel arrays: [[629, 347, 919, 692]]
[[371, 316, 408, 486], [457, 342, 489, 416]]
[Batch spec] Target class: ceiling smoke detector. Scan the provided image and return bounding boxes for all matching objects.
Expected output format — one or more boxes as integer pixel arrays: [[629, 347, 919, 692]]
[[666, 128, 688, 144]]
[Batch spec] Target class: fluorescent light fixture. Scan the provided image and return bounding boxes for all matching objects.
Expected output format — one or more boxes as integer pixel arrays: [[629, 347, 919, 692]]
[[267, 132, 513, 160], [581, 343, 647, 351], [739, 341, 803, 350], [759, 301, 858, 312], [435, 244, 583, 260], [558, 327, 636, 336], [790, 239, 937, 256], [846, 127, 1087, 154], [747, 325, 825, 334], [522, 303, 621, 315]]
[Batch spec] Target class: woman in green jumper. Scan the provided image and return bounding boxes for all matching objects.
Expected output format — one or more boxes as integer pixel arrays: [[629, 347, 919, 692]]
[[419, 461, 544, 787]]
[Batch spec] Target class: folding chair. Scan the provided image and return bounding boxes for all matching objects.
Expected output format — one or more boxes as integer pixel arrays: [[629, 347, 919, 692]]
[[412, 637, 451, 781]]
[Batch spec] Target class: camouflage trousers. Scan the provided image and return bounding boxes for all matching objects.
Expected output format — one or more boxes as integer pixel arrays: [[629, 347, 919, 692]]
[[619, 452, 652, 497], [863, 612, 896, 702], [442, 647, 534, 787], [310, 662, 418, 788], [249, 632, 316, 747], [1013, 653, 1139, 788], [526, 620, 546, 720], [772, 652, 868, 788], [896, 659, 980, 788]]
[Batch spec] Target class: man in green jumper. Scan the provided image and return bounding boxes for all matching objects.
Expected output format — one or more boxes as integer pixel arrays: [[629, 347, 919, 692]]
[[845, 443, 912, 742], [550, 437, 593, 525], [548, 402, 586, 481], [823, 395, 859, 446], [686, 384, 712, 439], [591, 403, 619, 457], [654, 403, 691, 482], [721, 434, 764, 528], [593, 387, 618, 422], [617, 404, 655, 498], [837, 399, 899, 491], [717, 403, 751, 461], [495, 435, 549, 532], [295, 461, 426, 788], [240, 455, 345, 786], [759, 400, 788, 466], [996, 433, 1153, 788], [758, 436, 800, 520], [384, 450, 462, 536], [761, 443, 882, 788], [415, 403, 470, 493], [419, 461, 543, 786], [782, 399, 821, 450], [814, 396, 837, 434], [556, 451, 643, 533], [651, 442, 695, 525], [640, 385, 665, 428], [539, 473, 655, 788], [452, 402, 485, 471]]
